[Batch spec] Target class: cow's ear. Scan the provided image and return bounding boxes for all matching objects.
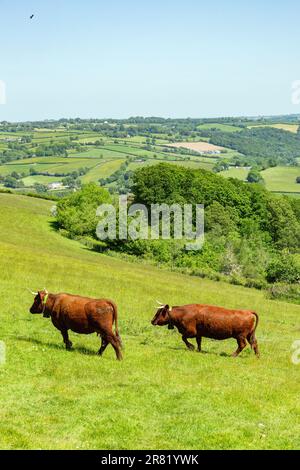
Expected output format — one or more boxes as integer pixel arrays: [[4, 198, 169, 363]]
[[165, 304, 169, 311]]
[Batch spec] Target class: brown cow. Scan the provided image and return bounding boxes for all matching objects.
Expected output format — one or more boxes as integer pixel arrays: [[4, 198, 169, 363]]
[[151, 303, 259, 357], [29, 289, 122, 360]]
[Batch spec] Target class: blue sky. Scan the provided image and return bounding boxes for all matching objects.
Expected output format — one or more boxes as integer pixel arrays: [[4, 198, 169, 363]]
[[0, 0, 300, 121]]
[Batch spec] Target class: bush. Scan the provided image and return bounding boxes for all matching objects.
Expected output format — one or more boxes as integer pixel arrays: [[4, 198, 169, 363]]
[[56, 183, 111, 237], [268, 283, 300, 304], [266, 253, 300, 283]]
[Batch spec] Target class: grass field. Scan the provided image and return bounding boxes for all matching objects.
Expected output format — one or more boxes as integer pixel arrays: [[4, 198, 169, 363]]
[[0, 193, 299, 450], [248, 123, 299, 133], [168, 141, 224, 153], [128, 159, 215, 172], [220, 167, 250, 181], [197, 123, 242, 132], [21, 175, 61, 187], [81, 159, 125, 183], [261, 166, 300, 193]]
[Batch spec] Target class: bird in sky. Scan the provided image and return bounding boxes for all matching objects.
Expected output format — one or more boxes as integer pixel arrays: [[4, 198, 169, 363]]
[[30, 14, 34, 20]]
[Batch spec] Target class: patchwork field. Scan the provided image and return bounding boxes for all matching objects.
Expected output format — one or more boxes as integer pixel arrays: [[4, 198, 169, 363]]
[[261, 166, 300, 193], [128, 159, 216, 172], [81, 159, 125, 183], [197, 123, 242, 132], [168, 141, 225, 153], [21, 175, 61, 187], [220, 166, 300, 194], [220, 167, 249, 181], [0, 193, 299, 449], [0, 122, 299, 195], [248, 123, 299, 133]]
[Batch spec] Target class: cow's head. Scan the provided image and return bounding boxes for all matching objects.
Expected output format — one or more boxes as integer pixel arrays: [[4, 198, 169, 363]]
[[29, 289, 49, 316], [151, 304, 174, 329]]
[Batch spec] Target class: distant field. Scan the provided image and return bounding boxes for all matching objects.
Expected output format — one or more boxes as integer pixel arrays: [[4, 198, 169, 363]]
[[0, 125, 298, 194], [22, 175, 61, 187], [129, 159, 215, 172], [102, 144, 166, 159], [81, 159, 124, 183], [248, 123, 299, 133], [69, 148, 114, 159], [261, 166, 300, 193], [168, 142, 225, 153], [167, 160, 215, 171], [220, 167, 249, 181], [35, 159, 101, 174], [220, 166, 300, 192], [0, 157, 103, 186], [128, 160, 158, 171], [197, 123, 242, 132]]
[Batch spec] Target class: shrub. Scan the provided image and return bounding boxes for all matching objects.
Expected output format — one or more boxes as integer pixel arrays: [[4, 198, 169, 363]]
[[266, 253, 300, 283], [56, 183, 111, 237]]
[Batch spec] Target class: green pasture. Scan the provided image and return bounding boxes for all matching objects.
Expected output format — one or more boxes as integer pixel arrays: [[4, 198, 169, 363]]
[[21, 175, 61, 187], [197, 123, 242, 132], [220, 167, 250, 181], [81, 159, 125, 183], [261, 166, 300, 193], [69, 148, 124, 159], [248, 123, 299, 134], [0, 157, 102, 179], [0, 193, 299, 449]]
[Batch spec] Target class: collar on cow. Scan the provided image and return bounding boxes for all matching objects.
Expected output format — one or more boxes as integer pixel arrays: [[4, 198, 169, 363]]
[[42, 293, 49, 317], [167, 307, 175, 329]]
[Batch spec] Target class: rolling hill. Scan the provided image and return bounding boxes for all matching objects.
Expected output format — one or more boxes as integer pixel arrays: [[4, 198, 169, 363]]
[[0, 193, 299, 449]]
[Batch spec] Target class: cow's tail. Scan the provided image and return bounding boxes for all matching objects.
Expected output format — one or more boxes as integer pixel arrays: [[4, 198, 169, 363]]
[[250, 312, 259, 346], [111, 301, 123, 349]]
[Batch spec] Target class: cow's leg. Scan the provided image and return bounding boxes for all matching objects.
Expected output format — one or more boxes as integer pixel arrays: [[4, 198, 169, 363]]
[[196, 336, 202, 352], [98, 337, 108, 356], [61, 329, 72, 350], [182, 335, 195, 351], [232, 336, 247, 357], [107, 334, 123, 360], [247, 333, 260, 358], [252, 337, 260, 358]]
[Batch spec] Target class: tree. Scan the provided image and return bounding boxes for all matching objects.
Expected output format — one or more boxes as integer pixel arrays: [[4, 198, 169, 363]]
[[56, 183, 112, 237], [34, 183, 48, 194], [10, 171, 21, 180], [3, 176, 24, 188], [266, 252, 300, 283], [247, 169, 264, 184]]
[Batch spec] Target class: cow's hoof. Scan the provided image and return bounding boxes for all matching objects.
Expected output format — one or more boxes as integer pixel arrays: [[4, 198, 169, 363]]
[[188, 345, 195, 351], [66, 342, 73, 350]]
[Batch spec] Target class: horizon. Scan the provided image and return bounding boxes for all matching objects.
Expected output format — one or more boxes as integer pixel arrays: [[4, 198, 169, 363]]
[[1, 0, 300, 121], [1, 111, 300, 125]]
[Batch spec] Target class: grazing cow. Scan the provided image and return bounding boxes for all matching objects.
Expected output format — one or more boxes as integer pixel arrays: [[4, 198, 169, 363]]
[[151, 303, 259, 357], [29, 289, 122, 360]]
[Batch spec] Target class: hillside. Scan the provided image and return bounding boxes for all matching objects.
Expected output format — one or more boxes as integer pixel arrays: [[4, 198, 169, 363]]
[[0, 193, 299, 449], [1, 118, 300, 197]]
